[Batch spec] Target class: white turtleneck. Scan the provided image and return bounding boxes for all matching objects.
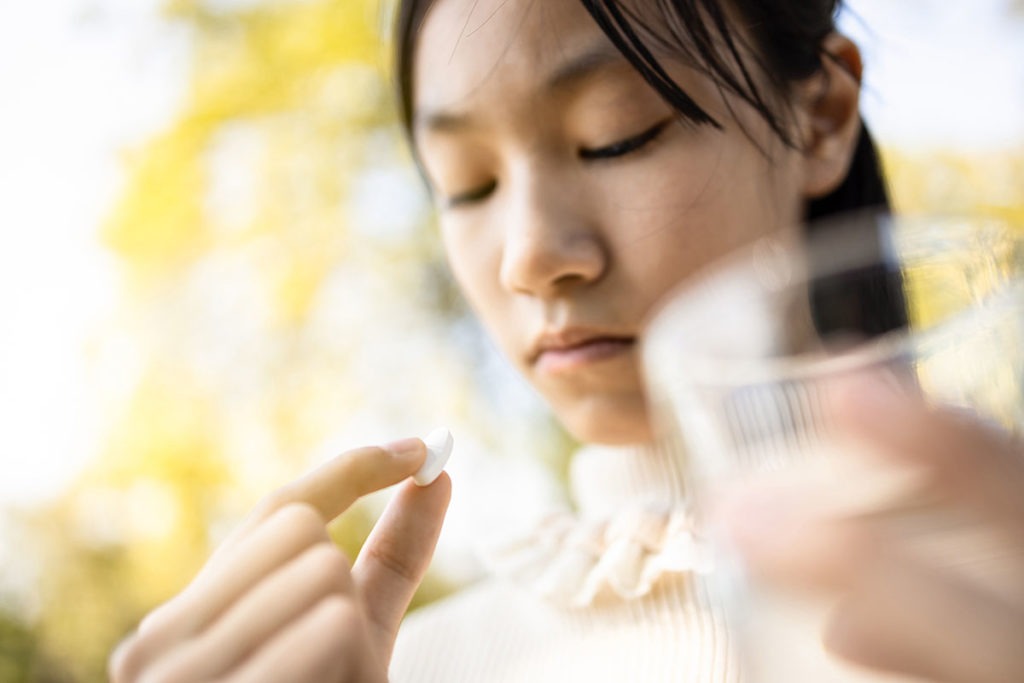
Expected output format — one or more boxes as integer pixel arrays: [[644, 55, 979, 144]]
[[389, 442, 742, 683]]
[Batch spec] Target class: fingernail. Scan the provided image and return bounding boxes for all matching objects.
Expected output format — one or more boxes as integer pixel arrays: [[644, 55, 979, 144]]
[[384, 437, 423, 460]]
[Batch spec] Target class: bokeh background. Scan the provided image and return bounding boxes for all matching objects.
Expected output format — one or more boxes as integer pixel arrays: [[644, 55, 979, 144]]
[[1, 0, 1022, 680]]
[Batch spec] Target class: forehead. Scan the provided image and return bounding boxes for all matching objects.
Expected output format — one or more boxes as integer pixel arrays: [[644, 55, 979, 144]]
[[413, 0, 614, 118]]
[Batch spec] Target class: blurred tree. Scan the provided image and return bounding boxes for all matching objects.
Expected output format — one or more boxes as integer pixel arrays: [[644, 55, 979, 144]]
[[1, 0, 546, 679], [884, 150, 1024, 223]]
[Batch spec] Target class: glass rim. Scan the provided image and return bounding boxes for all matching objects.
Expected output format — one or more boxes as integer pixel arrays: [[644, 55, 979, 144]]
[[642, 212, 1023, 388]]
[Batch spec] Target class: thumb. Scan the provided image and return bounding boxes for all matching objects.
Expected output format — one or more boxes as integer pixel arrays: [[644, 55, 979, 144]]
[[351, 472, 451, 664]]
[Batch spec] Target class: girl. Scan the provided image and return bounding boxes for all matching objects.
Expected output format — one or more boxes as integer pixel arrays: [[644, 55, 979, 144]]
[[110, 1, 1024, 681]]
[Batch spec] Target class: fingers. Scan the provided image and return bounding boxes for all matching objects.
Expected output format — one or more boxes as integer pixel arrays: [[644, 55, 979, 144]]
[[717, 372, 1024, 683], [833, 373, 1024, 540], [353, 472, 451, 663], [185, 504, 331, 631], [722, 487, 1024, 683], [286, 440, 428, 522], [148, 546, 359, 682], [222, 595, 386, 683], [824, 550, 1024, 683], [111, 503, 330, 681], [190, 542, 356, 679], [218, 440, 429, 555], [110, 438, 438, 683]]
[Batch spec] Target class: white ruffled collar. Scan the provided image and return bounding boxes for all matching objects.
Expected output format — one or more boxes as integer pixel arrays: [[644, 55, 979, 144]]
[[481, 439, 712, 607]]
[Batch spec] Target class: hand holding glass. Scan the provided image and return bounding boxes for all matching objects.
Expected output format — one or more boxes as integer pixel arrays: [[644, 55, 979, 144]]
[[643, 214, 1024, 682]]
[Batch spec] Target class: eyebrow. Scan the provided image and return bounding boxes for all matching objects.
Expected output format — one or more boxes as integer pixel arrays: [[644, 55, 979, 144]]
[[545, 43, 624, 91], [415, 42, 626, 135]]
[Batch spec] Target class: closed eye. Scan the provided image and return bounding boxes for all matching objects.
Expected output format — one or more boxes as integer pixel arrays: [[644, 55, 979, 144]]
[[579, 120, 671, 161], [443, 180, 498, 209]]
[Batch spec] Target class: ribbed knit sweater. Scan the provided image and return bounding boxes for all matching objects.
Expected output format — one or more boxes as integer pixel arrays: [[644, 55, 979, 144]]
[[389, 442, 743, 682], [390, 437, 937, 683]]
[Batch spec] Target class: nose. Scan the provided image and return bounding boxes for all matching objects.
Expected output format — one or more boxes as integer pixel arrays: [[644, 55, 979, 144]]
[[498, 171, 607, 298]]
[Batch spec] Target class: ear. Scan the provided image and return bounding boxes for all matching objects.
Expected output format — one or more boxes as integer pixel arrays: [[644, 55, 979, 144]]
[[797, 34, 864, 199]]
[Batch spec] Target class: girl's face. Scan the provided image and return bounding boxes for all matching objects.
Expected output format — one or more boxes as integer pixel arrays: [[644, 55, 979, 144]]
[[413, 0, 822, 445]]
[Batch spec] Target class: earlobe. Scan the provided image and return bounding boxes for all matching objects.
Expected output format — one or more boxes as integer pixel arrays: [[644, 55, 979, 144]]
[[799, 34, 865, 199]]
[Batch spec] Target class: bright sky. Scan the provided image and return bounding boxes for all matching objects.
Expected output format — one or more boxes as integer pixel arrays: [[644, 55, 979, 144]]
[[841, 0, 1024, 149], [0, 0, 1021, 507], [0, 0, 189, 505]]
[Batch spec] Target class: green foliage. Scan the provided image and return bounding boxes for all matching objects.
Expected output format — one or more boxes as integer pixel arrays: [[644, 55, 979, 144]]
[[0, 602, 76, 682]]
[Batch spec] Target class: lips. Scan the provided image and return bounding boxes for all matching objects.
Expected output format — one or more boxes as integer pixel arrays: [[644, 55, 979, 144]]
[[530, 328, 637, 373]]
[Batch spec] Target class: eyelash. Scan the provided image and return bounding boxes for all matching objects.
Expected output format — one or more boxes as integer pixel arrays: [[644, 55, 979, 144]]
[[579, 119, 671, 161], [445, 180, 498, 209], [443, 120, 671, 208]]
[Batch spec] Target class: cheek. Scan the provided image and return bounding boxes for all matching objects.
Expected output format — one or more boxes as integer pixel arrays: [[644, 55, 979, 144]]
[[597, 137, 804, 308], [440, 222, 489, 306], [440, 220, 518, 348]]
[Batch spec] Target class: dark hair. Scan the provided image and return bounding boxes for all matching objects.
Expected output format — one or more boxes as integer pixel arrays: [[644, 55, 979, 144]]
[[395, 0, 903, 336], [395, 0, 890, 222]]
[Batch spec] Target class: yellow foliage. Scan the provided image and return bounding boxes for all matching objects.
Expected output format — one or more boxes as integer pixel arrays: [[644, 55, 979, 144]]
[[882, 149, 1024, 327], [883, 148, 1024, 222], [104, 0, 385, 273], [105, 125, 208, 269]]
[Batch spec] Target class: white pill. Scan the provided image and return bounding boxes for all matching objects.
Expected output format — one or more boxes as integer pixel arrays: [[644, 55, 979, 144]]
[[413, 427, 453, 486]]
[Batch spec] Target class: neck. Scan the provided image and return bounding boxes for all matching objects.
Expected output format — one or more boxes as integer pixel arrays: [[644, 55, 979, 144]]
[[570, 435, 690, 520]]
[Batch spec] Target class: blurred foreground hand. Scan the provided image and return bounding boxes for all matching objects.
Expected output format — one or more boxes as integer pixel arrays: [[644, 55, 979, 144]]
[[720, 375, 1024, 683]]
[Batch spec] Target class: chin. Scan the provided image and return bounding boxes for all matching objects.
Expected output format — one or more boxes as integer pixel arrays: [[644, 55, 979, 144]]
[[558, 394, 654, 446]]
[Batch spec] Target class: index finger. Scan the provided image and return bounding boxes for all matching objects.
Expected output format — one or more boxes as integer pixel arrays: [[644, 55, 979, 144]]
[[219, 439, 428, 551], [273, 439, 428, 523]]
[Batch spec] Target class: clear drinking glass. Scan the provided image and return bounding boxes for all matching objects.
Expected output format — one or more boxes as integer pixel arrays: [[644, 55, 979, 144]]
[[642, 213, 1024, 682]]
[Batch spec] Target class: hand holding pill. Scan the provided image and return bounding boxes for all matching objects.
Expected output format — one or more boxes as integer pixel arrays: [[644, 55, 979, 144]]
[[110, 435, 452, 683]]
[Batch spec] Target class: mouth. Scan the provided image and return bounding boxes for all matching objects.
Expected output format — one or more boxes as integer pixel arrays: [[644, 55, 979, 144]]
[[531, 332, 637, 374]]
